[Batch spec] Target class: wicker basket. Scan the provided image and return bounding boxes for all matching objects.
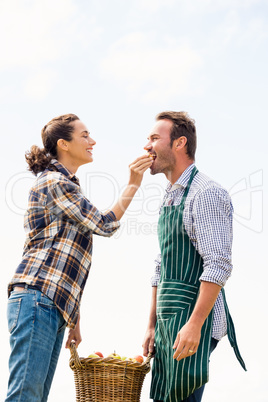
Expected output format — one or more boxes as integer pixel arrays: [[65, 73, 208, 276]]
[[69, 343, 152, 402]]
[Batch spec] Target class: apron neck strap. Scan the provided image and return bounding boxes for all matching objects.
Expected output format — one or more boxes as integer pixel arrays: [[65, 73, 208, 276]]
[[180, 166, 198, 208]]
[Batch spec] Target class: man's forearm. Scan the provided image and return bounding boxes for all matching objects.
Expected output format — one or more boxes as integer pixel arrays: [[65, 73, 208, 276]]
[[188, 281, 221, 328], [143, 286, 157, 356], [147, 286, 157, 329]]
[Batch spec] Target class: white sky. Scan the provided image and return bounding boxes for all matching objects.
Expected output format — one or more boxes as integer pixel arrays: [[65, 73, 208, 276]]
[[1, 0, 267, 401]]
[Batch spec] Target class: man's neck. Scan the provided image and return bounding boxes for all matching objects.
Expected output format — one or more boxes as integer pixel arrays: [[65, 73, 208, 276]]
[[165, 160, 194, 185]]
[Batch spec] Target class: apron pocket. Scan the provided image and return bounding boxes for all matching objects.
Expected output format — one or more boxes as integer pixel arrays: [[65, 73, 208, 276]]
[[157, 279, 199, 315]]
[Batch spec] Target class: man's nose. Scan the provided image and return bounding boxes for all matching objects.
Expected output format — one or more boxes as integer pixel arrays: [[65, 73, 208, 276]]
[[144, 142, 151, 151]]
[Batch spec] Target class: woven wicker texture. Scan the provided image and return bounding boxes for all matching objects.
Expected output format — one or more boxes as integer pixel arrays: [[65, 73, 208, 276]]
[[69, 343, 152, 402]]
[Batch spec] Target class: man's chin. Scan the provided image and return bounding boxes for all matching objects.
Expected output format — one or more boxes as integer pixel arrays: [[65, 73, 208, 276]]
[[149, 166, 158, 175]]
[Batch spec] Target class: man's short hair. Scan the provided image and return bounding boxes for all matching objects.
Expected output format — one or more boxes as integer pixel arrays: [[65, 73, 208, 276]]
[[156, 111, 196, 160]]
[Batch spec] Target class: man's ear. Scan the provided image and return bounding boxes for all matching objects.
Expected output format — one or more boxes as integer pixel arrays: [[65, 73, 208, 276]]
[[174, 136, 187, 150], [57, 138, 68, 152]]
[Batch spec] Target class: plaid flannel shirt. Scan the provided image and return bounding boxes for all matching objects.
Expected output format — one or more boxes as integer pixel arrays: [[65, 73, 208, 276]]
[[8, 160, 120, 328]]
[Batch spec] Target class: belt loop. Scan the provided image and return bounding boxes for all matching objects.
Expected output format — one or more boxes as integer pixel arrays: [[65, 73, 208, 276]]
[[24, 284, 28, 290]]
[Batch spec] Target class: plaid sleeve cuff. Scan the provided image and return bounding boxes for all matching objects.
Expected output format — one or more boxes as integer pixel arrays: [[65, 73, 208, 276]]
[[106, 210, 118, 222]]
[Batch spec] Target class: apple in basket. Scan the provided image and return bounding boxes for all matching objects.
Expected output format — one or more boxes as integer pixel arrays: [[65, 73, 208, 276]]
[[88, 353, 100, 358], [108, 352, 121, 359], [94, 351, 103, 358], [134, 355, 144, 364]]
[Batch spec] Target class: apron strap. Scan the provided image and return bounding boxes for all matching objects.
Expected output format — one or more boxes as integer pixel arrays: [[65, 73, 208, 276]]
[[221, 288, 247, 371], [180, 166, 199, 208]]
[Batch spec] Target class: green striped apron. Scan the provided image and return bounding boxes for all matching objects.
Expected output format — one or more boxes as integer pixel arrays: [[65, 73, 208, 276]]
[[150, 167, 246, 402]]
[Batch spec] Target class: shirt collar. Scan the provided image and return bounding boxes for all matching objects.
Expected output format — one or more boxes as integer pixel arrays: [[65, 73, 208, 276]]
[[48, 159, 80, 186], [166, 163, 195, 193]]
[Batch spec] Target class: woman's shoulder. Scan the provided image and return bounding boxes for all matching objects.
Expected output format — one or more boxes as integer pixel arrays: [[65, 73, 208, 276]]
[[32, 169, 72, 193]]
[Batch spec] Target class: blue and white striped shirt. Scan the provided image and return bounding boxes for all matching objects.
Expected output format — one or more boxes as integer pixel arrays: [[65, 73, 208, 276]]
[[152, 164, 233, 340]]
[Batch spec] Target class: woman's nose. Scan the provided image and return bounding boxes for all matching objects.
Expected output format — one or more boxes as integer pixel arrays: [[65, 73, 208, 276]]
[[90, 137, 96, 146]]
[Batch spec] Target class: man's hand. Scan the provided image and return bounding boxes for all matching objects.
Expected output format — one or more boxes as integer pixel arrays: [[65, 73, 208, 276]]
[[142, 286, 157, 357], [172, 321, 201, 361], [173, 281, 221, 361], [142, 327, 155, 357]]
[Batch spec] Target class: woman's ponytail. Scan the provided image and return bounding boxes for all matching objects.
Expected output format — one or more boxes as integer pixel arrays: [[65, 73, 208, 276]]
[[25, 145, 52, 175]]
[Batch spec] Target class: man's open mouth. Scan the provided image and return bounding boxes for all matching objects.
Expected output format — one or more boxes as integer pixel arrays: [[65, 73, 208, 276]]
[[148, 153, 157, 160]]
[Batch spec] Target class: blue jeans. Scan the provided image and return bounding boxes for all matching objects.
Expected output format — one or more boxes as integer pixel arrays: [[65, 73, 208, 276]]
[[153, 338, 219, 402], [6, 287, 67, 402]]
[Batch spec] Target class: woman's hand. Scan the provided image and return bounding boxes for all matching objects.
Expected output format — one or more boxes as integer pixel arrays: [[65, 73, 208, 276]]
[[65, 314, 82, 348], [111, 154, 152, 220], [128, 154, 153, 188]]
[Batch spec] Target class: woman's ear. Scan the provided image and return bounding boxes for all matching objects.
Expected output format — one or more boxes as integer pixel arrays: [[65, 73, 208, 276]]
[[57, 138, 68, 152]]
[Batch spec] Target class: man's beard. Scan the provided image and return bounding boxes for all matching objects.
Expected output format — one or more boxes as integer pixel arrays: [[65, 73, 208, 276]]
[[150, 151, 175, 176]]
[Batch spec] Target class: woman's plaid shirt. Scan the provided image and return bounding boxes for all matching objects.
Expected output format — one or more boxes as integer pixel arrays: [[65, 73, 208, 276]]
[[8, 160, 120, 328]]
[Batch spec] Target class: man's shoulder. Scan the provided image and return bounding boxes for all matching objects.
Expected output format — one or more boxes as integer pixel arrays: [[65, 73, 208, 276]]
[[191, 171, 231, 201]]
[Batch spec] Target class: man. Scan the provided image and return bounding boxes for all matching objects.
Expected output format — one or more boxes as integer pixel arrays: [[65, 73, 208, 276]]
[[142, 111, 246, 402]]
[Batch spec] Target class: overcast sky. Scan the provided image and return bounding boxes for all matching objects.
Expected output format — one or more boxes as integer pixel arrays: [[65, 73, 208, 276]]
[[1, 1, 267, 401]]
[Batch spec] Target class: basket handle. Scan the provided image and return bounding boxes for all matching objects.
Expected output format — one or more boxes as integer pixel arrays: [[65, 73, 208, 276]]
[[69, 342, 82, 368], [144, 352, 153, 365]]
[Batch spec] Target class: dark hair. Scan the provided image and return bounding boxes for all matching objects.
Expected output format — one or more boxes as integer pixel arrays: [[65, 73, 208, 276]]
[[156, 111, 196, 160], [25, 113, 79, 175]]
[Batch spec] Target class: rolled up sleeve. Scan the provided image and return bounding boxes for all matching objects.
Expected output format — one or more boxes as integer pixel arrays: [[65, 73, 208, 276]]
[[193, 187, 233, 287], [151, 253, 161, 286], [47, 176, 120, 237]]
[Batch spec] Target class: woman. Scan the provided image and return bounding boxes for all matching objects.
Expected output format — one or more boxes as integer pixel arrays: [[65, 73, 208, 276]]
[[6, 113, 152, 401]]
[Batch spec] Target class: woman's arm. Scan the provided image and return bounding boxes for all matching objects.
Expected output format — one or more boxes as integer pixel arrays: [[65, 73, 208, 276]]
[[111, 155, 152, 220], [65, 313, 82, 348], [46, 155, 152, 235]]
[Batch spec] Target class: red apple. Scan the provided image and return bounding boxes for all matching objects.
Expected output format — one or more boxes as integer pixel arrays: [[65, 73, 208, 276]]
[[94, 351, 103, 358], [88, 353, 100, 358], [134, 355, 144, 364]]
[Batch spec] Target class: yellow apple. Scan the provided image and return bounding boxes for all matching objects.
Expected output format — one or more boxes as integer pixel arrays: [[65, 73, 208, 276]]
[[108, 352, 121, 360], [127, 358, 136, 362], [121, 356, 128, 361]]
